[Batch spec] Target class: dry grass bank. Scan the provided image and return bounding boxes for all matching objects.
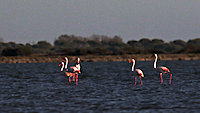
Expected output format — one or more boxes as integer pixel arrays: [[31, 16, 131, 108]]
[[0, 54, 200, 63]]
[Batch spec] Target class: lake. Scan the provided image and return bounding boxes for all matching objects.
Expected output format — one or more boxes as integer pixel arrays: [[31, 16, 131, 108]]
[[0, 60, 200, 112]]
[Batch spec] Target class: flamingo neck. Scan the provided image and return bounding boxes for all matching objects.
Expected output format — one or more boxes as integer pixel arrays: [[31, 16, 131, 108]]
[[65, 59, 68, 69], [132, 61, 135, 71], [77, 58, 80, 64], [154, 55, 157, 69], [61, 62, 64, 71]]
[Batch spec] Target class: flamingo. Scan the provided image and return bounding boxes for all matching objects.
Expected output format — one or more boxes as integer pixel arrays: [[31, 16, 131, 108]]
[[69, 58, 81, 74], [60, 57, 81, 85], [129, 59, 144, 85], [154, 54, 172, 84], [59, 61, 75, 84], [59, 61, 65, 72]]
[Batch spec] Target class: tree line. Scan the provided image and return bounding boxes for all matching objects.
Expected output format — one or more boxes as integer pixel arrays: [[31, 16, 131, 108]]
[[0, 34, 200, 56]]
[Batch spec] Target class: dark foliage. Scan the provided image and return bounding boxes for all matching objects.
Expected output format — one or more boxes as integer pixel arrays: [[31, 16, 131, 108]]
[[1, 34, 200, 56], [1, 47, 32, 56]]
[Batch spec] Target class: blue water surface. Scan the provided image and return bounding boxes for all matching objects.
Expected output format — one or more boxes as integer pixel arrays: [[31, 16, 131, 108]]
[[0, 60, 200, 112]]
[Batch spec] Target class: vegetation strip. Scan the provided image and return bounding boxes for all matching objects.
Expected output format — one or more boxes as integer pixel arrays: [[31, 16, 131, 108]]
[[0, 54, 200, 63]]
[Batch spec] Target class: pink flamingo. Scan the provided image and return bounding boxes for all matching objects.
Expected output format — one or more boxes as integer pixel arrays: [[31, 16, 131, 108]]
[[69, 58, 81, 74], [154, 54, 172, 84], [61, 57, 81, 85], [59, 61, 75, 84], [129, 59, 144, 85]]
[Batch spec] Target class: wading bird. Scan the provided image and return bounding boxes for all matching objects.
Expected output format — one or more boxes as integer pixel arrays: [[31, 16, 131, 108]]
[[60, 57, 81, 85], [154, 54, 172, 84], [69, 57, 81, 74], [129, 59, 144, 85], [59, 61, 75, 84]]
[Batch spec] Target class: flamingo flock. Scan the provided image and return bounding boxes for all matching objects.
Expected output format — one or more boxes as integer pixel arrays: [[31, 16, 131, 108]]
[[59, 57, 81, 85], [59, 54, 173, 85]]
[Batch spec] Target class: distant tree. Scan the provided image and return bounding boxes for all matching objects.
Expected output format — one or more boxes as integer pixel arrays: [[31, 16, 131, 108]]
[[25, 43, 32, 48], [180, 44, 200, 53], [1, 47, 32, 56], [87, 40, 101, 47], [138, 38, 152, 49], [122, 46, 140, 54], [187, 38, 200, 48], [33, 41, 52, 49], [54, 39, 68, 47], [61, 47, 76, 55], [90, 34, 101, 42], [146, 48, 167, 54], [139, 38, 151, 45], [172, 40, 186, 47], [113, 35, 123, 43], [154, 43, 171, 53], [101, 35, 112, 44], [127, 40, 137, 45], [1, 47, 18, 56], [151, 39, 164, 44], [7, 42, 17, 48], [17, 47, 32, 56], [92, 47, 112, 55], [151, 39, 165, 50], [127, 40, 143, 49], [75, 48, 88, 55], [31, 41, 52, 53]]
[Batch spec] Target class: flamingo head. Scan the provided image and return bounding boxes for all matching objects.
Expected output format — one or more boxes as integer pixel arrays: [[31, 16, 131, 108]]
[[59, 61, 64, 66], [59, 62, 62, 66], [129, 59, 135, 63]]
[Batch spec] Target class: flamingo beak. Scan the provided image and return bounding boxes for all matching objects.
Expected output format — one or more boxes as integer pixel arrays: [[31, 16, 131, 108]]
[[59, 64, 61, 66], [129, 59, 131, 63]]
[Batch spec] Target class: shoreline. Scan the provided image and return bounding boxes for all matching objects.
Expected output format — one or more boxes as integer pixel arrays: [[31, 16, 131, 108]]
[[0, 54, 200, 63]]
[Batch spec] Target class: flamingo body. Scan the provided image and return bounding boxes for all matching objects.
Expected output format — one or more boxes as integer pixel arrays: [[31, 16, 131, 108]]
[[154, 54, 172, 84], [129, 59, 144, 85], [136, 69, 144, 77], [156, 66, 170, 73]]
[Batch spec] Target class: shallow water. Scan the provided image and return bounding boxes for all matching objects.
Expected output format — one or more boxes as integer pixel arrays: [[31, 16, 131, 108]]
[[0, 60, 200, 112]]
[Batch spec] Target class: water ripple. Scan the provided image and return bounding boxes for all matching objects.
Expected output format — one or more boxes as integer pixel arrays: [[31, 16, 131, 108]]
[[0, 61, 200, 112]]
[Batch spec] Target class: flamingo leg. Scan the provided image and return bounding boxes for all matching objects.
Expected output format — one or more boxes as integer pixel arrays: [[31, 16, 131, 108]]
[[160, 73, 163, 84], [139, 76, 143, 85], [169, 74, 172, 84], [73, 74, 75, 82], [135, 76, 137, 85], [76, 73, 78, 85], [69, 76, 71, 84], [65, 77, 68, 85]]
